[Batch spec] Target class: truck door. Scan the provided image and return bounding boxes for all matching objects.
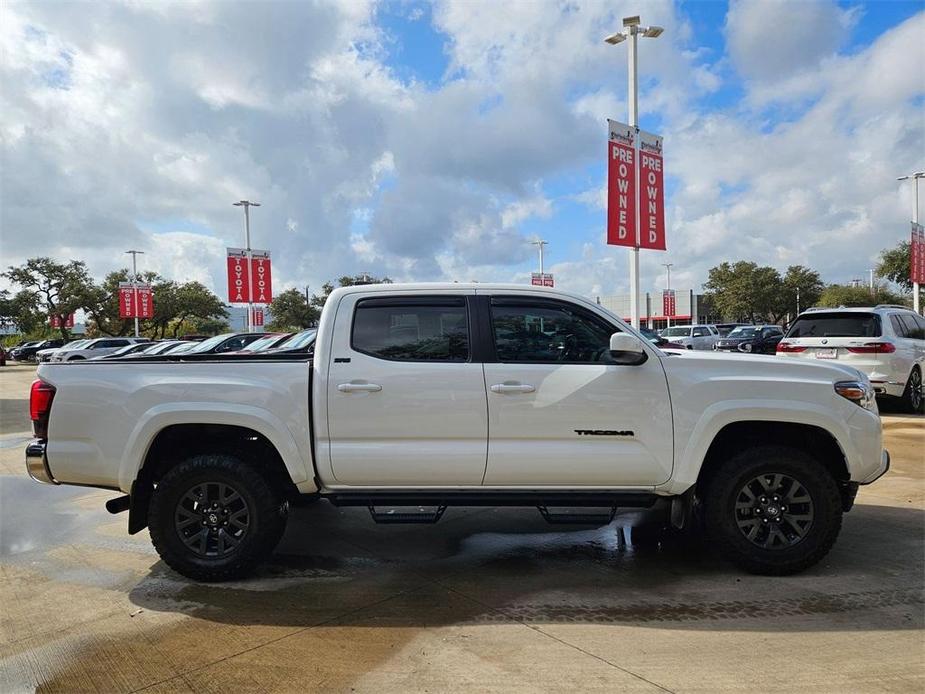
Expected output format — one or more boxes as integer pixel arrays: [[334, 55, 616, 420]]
[[481, 294, 673, 486], [326, 292, 488, 486]]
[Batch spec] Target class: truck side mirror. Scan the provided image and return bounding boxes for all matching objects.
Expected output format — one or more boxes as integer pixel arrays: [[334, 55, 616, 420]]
[[609, 332, 647, 365]]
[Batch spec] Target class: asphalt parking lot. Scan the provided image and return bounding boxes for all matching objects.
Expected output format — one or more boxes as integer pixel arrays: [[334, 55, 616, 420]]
[[0, 362, 922, 693]]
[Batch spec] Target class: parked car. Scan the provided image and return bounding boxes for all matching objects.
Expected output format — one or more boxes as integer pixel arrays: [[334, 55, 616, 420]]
[[230, 332, 292, 354], [638, 327, 685, 350], [714, 325, 784, 354], [92, 342, 156, 359], [659, 324, 720, 350], [0, 345, 6, 366], [777, 305, 924, 412], [15, 339, 65, 361], [130, 341, 190, 357], [8, 340, 39, 360], [51, 337, 147, 361], [184, 332, 270, 355], [29, 283, 888, 581], [37, 339, 91, 363], [162, 342, 198, 354], [714, 323, 751, 337], [267, 328, 318, 354]]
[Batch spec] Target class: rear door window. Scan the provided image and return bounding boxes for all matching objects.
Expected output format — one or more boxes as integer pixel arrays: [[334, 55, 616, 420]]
[[352, 297, 469, 362], [898, 314, 924, 340], [786, 313, 881, 338]]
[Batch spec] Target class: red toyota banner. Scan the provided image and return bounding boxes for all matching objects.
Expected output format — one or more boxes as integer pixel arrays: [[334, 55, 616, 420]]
[[662, 289, 676, 317], [912, 222, 925, 284], [607, 120, 637, 247], [251, 251, 272, 303], [638, 130, 665, 251], [118, 282, 135, 318], [251, 307, 265, 327], [136, 284, 154, 319], [227, 248, 250, 303]]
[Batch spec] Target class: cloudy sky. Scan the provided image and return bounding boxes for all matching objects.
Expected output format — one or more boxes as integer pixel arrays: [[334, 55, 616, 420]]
[[1, 0, 923, 302]]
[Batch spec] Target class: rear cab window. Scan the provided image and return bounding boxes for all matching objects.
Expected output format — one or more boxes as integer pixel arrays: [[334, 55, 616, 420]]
[[352, 297, 469, 362], [786, 313, 881, 338]]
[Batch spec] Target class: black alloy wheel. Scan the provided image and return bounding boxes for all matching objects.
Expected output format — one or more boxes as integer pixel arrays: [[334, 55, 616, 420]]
[[734, 473, 814, 549], [175, 481, 251, 558]]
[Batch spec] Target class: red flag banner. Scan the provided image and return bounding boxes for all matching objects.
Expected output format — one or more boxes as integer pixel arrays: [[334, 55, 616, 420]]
[[250, 251, 272, 303], [912, 222, 925, 284], [227, 248, 250, 303], [638, 130, 665, 250], [531, 273, 543, 286], [607, 120, 637, 248], [49, 314, 73, 328], [662, 290, 676, 317], [137, 284, 154, 319], [119, 282, 135, 318], [251, 307, 265, 327]]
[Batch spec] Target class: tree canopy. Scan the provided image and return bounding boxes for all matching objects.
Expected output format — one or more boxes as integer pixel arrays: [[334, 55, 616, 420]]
[[703, 262, 823, 323]]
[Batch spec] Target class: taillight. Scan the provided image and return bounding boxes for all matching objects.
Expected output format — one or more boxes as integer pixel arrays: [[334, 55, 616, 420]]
[[776, 342, 806, 353], [30, 379, 56, 439], [846, 342, 896, 354]]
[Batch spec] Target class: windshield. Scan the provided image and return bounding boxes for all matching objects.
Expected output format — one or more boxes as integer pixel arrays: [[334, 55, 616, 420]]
[[188, 333, 235, 353], [166, 342, 196, 354], [787, 313, 881, 338], [277, 329, 317, 350], [728, 327, 758, 338], [661, 327, 691, 338], [242, 334, 285, 352], [637, 327, 662, 344], [60, 339, 89, 349]]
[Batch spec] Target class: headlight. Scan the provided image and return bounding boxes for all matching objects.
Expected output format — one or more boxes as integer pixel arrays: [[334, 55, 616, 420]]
[[834, 380, 876, 410]]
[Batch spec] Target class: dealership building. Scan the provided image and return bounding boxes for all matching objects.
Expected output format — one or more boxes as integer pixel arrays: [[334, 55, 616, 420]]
[[596, 290, 717, 329]]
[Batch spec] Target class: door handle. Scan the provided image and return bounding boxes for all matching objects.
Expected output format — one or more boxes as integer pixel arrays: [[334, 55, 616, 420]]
[[490, 383, 535, 394], [337, 382, 382, 393]]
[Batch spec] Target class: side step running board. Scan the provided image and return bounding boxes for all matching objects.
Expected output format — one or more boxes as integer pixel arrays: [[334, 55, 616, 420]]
[[537, 505, 617, 525], [368, 505, 447, 524]]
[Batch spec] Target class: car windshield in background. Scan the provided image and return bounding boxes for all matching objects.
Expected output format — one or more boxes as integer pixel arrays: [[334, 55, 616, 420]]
[[242, 334, 285, 352], [637, 327, 662, 344], [787, 313, 881, 338], [728, 327, 759, 338], [662, 327, 691, 338], [276, 329, 317, 350], [165, 342, 195, 354], [188, 333, 234, 353]]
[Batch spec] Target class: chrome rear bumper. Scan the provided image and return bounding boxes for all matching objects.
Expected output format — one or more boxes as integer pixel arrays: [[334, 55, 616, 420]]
[[25, 440, 57, 485]]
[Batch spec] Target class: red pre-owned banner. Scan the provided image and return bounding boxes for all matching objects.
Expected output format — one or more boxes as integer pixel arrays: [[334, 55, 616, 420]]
[[251, 307, 264, 327], [662, 290, 676, 317], [251, 251, 272, 303], [607, 120, 637, 247], [119, 282, 135, 318], [49, 313, 75, 328], [638, 130, 665, 250], [137, 285, 154, 319], [227, 248, 250, 303], [912, 222, 925, 284]]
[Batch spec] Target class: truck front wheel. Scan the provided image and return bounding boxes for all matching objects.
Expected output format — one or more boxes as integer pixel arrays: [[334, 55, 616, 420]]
[[149, 454, 288, 581], [702, 446, 842, 575]]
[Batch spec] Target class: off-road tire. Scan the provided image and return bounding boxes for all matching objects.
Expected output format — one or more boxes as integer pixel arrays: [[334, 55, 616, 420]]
[[901, 366, 923, 414], [702, 446, 842, 575], [149, 454, 288, 581]]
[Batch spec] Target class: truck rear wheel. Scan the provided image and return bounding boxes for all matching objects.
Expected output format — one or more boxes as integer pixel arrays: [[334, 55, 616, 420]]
[[702, 446, 842, 575], [149, 454, 288, 581]]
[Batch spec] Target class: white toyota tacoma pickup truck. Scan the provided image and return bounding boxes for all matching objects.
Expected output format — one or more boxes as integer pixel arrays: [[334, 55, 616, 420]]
[[26, 284, 889, 580]]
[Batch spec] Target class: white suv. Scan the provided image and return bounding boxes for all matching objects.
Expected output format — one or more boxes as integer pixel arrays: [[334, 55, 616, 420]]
[[51, 337, 146, 362], [778, 305, 925, 413], [659, 324, 720, 350]]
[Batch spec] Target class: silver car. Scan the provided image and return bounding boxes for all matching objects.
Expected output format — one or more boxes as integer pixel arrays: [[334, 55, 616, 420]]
[[51, 337, 147, 362]]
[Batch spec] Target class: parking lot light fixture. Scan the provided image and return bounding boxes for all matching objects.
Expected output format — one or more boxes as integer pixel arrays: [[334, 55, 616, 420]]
[[233, 200, 261, 332], [605, 15, 663, 329], [125, 250, 145, 338], [896, 172, 924, 314]]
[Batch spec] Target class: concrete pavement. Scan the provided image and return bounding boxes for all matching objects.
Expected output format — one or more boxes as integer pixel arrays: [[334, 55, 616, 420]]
[[0, 362, 922, 692]]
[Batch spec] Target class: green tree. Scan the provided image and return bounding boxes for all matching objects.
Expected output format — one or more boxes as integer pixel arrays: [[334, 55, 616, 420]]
[[876, 240, 922, 303], [168, 282, 228, 338], [267, 288, 319, 331], [3, 258, 96, 339], [781, 265, 824, 318], [703, 261, 783, 323], [817, 284, 907, 308], [310, 274, 392, 312], [0, 288, 44, 334]]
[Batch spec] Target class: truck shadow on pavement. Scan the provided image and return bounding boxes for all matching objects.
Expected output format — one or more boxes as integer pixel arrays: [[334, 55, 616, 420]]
[[126, 499, 925, 633]]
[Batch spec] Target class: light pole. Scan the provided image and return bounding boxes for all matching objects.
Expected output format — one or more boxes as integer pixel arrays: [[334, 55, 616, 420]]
[[531, 239, 548, 277], [125, 250, 145, 337], [233, 200, 261, 332], [606, 16, 663, 329], [897, 172, 923, 314], [662, 262, 673, 328]]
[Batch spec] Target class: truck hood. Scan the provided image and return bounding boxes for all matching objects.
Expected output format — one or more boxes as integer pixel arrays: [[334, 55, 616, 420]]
[[661, 348, 866, 384]]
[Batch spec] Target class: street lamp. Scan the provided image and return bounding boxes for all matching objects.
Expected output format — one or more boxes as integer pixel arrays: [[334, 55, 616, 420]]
[[897, 172, 924, 314], [531, 239, 549, 277], [233, 200, 261, 332], [605, 15, 664, 329], [125, 250, 145, 338], [662, 262, 673, 328]]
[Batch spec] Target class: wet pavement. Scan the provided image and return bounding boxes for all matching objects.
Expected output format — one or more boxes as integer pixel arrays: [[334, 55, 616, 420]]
[[0, 362, 923, 692]]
